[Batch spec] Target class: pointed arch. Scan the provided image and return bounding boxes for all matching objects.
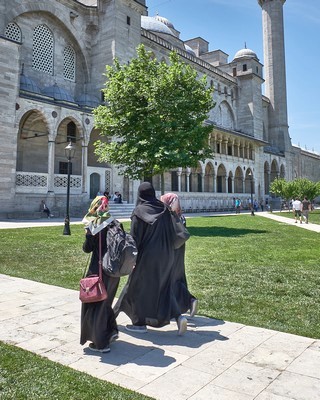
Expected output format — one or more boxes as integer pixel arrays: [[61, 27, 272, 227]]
[[216, 164, 226, 193], [228, 170, 233, 193], [264, 161, 270, 194], [215, 100, 236, 130], [17, 110, 50, 173], [190, 162, 202, 192], [204, 162, 215, 192], [270, 159, 279, 184], [234, 166, 244, 193]]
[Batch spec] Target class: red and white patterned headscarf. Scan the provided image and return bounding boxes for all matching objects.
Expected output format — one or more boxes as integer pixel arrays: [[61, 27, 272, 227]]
[[160, 193, 182, 216]]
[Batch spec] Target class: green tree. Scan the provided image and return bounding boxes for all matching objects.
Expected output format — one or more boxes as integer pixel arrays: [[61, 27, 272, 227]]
[[291, 178, 320, 201], [270, 177, 320, 202], [93, 44, 215, 187]]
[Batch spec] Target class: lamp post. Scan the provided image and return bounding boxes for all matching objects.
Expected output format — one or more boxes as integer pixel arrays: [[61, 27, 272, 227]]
[[63, 141, 76, 235], [249, 171, 255, 216]]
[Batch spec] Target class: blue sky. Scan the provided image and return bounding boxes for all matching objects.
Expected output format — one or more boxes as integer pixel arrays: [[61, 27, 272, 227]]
[[146, 0, 320, 153]]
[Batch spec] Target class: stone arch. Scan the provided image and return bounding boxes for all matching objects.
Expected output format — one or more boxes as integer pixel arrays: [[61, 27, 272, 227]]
[[87, 128, 110, 168], [215, 100, 235, 130], [244, 168, 254, 194], [264, 161, 270, 194], [228, 170, 233, 193], [190, 162, 202, 192], [204, 162, 214, 192], [55, 117, 82, 175], [8, 4, 91, 82], [216, 164, 226, 193], [270, 159, 279, 184], [234, 166, 243, 193], [17, 109, 50, 173]]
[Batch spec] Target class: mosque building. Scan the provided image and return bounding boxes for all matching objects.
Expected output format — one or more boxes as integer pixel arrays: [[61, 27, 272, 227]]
[[0, 0, 319, 216]]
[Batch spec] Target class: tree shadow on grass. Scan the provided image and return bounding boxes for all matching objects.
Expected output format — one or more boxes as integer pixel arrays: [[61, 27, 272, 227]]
[[188, 226, 267, 237]]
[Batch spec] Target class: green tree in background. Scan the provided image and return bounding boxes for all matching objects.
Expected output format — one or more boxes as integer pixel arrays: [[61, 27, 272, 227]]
[[93, 44, 215, 188], [270, 178, 320, 201]]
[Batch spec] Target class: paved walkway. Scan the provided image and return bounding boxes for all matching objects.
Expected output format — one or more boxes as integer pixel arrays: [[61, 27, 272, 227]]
[[0, 213, 319, 399]]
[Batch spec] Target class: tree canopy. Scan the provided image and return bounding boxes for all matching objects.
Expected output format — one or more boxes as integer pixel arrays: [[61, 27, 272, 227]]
[[269, 178, 320, 201], [93, 44, 215, 180]]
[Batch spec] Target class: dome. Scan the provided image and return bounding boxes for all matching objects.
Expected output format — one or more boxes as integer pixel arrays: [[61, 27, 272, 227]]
[[20, 74, 41, 94], [154, 15, 175, 29], [42, 84, 75, 103], [233, 48, 258, 61], [184, 44, 196, 56], [77, 94, 100, 108], [141, 16, 173, 35]]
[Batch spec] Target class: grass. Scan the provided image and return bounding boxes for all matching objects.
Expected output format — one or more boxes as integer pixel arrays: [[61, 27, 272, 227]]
[[0, 215, 320, 398], [0, 341, 152, 400]]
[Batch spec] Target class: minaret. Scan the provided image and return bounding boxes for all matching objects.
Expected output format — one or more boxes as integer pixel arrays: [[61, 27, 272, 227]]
[[258, 0, 291, 152]]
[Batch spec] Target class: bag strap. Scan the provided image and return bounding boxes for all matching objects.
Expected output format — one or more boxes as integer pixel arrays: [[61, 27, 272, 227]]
[[81, 232, 103, 279], [82, 254, 91, 278], [98, 231, 103, 280]]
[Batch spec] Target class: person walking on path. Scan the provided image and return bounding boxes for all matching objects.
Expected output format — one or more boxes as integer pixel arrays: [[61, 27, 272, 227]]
[[114, 182, 188, 335], [292, 197, 303, 224], [235, 198, 241, 214], [80, 196, 120, 353], [160, 193, 198, 318], [301, 196, 311, 224]]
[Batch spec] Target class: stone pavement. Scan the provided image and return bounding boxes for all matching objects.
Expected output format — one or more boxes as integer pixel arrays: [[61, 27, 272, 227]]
[[0, 213, 319, 399], [0, 274, 319, 400]]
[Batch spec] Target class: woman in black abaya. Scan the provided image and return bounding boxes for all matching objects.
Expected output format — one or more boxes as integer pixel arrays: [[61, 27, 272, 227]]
[[160, 193, 198, 317], [80, 196, 119, 353], [114, 182, 188, 335]]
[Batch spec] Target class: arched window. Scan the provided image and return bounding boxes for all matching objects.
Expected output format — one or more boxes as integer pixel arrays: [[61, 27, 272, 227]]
[[5, 22, 22, 42], [67, 121, 76, 143], [63, 45, 76, 81], [32, 25, 54, 74]]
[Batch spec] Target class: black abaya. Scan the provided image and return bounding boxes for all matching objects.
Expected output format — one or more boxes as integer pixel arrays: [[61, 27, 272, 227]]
[[114, 183, 181, 328], [80, 228, 119, 349]]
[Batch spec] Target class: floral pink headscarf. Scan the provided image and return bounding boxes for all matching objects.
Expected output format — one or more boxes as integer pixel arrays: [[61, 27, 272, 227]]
[[160, 193, 182, 216], [82, 196, 113, 234]]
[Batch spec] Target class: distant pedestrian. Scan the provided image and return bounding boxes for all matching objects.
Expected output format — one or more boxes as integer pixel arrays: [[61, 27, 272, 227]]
[[260, 199, 264, 212], [292, 197, 302, 224], [40, 200, 53, 218], [235, 198, 241, 214], [301, 196, 311, 224]]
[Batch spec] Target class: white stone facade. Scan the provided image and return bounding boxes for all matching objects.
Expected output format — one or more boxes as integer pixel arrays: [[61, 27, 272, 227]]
[[0, 0, 319, 216]]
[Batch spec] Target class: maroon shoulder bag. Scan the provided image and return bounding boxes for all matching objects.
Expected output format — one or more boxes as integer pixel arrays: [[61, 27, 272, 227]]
[[79, 232, 108, 303]]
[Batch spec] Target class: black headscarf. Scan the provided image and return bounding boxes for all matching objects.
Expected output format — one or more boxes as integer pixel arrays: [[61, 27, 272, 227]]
[[132, 182, 166, 224]]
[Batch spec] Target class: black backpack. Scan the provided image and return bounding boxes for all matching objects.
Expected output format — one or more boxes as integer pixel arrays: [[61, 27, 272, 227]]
[[102, 219, 138, 277]]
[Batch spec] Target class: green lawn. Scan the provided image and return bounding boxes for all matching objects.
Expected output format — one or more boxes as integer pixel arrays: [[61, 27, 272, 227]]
[[0, 214, 319, 399]]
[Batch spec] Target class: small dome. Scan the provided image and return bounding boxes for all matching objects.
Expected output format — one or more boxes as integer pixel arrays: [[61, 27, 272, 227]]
[[233, 48, 258, 61], [77, 94, 100, 108], [42, 84, 75, 103], [141, 16, 173, 35], [20, 74, 41, 94], [154, 15, 174, 29], [184, 44, 196, 56]]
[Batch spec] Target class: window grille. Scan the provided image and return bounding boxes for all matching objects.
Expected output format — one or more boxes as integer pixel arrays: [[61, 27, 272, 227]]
[[5, 22, 22, 42], [63, 45, 75, 81], [32, 25, 54, 74], [59, 162, 72, 175], [105, 170, 111, 192]]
